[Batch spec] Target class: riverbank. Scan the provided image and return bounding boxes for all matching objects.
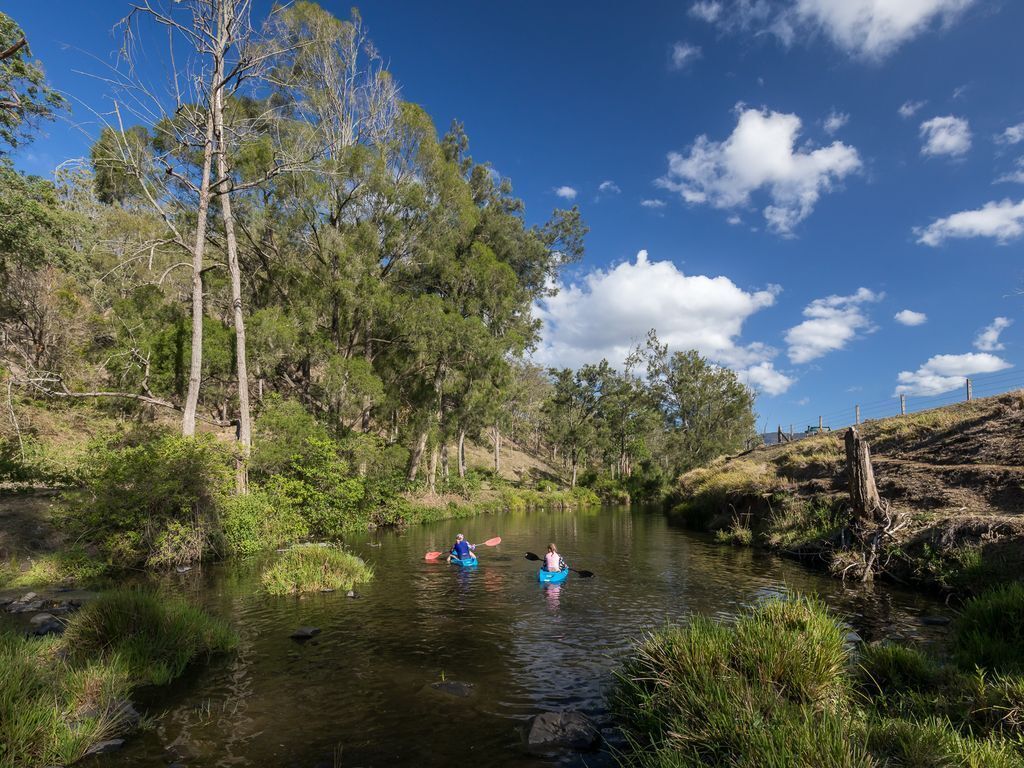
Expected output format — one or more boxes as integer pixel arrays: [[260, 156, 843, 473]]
[[1, 589, 234, 768], [615, 587, 1024, 767], [671, 391, 1024, 595]]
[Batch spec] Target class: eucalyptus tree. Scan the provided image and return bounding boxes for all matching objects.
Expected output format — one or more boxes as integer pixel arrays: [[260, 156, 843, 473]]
[[545, 363, 609, 488], [0, 11, 66, 153]]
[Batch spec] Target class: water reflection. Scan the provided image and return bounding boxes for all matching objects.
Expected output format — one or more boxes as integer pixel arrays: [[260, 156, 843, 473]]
[[92, 506, 953, 768]]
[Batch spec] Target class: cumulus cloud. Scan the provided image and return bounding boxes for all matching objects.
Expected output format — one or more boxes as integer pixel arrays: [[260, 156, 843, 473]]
[[739, 361, 796, 395], [598, 180, 621, 195], [916, 198, 1024, 246], [920, 115, 972, 158], [534, 249, 792, 393], [686, 0, 975, 59], [640, 199, 667, 209], [657, 105, 861, 234], [823, 109, 849, 134], [895, 352, 1011, 396], [899, 99, 926, 119], [671, 42, 702, 70], [894, 309, 927, 326], [996, 158, 1024, 185], [997, 123, 1024, 145], [689, 1, 724, 22], [785, 287, 883, 364], [554, 185, 578, 200], [975, 317, 1012, 352]]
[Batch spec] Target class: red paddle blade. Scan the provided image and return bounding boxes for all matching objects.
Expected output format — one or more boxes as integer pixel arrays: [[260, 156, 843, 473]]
[[482, 537, 501, 547], [424, 551, 443, 561]]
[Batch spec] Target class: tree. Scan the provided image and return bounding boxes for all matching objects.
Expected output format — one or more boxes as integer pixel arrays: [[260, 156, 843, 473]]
[[0, 11, 66, 152], [544, 363, 607, 488]]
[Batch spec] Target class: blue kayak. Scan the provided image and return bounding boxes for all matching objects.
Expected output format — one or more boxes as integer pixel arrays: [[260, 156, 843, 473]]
[[449, 555, 478, 568], [538, 567, 569, 584]]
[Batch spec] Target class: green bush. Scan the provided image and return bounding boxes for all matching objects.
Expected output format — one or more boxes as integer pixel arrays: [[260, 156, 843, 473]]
[[219, 488, 308, 556], [261, 544, 373, 595], [66, 432, 231, 567], [62, 588, 236, 686], [251, 395, 328, 479], [954, 583, 1024, 674]]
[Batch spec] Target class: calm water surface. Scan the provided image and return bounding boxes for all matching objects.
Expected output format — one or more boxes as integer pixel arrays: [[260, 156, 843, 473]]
[[90, 506, 952, 768]]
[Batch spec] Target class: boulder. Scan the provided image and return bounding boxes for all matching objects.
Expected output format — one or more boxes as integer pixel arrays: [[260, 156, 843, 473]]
[[430, 680, 475, 698], [290, 626, 321, 640], [30, 612, 56, 625], [527, 711, 600, 751], [32, 619, 65, 637]]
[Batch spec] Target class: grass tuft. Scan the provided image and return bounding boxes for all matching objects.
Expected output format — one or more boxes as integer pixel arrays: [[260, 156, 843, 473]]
[[261, 544, 373, 596], [952, 583, 1024, 675]]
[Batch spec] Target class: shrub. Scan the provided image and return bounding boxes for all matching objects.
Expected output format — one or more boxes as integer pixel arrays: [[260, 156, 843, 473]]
[[63, 588, 235, 686], [251, 395, 328, 479], [219, 488, 308, 556], [261, 544, 373, 595], [953, 583, 1024, 674], [66, 432, 231, 567]]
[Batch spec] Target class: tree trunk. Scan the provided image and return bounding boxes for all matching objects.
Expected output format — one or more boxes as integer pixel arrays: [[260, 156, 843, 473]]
[[181, 109, 215, 437], [492, 425, 501, 475], [440, 442, 449, 482], [570, 457, 578, 489], [428, 444, 438, 494], [845, 427, 881, 529], [457, 429, 466, 479], [212, 0, 251, 495], [407, 430, 428, 482]]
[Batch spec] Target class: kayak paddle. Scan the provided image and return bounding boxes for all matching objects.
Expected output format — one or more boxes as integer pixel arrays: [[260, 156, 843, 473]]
[[425, 536, 502, 561], [524, 551, 594, 578]]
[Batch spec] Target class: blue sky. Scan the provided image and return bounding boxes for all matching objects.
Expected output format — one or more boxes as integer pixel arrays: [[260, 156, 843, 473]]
[[7, 0, 1024, 431]]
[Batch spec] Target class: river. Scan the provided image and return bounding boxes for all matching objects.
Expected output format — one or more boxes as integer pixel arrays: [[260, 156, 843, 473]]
[[91, 505, 952, 767]]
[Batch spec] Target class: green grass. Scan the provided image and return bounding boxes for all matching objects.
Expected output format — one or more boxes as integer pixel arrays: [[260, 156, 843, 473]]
[[953, 583, 1024, 674], [616, 593, 1024, 768], [0, 588, 235, 768], [261, 544, 374, 596], [0, 546, 109, 588], [62, 588, 237, 686]]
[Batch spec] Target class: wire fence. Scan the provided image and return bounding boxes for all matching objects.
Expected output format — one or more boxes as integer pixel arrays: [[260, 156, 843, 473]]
[[764, 366, 1024, 445]]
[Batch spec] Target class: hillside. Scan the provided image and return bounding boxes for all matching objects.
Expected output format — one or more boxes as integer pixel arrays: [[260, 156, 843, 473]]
[[675, 391, 1024, 594]]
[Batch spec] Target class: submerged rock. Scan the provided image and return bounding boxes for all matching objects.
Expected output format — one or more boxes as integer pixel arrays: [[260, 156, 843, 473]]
[[346, 590, 359, 598], [922, 616, 951, 626], [430, 680, 475, 698], [32, 619, 64, 637], [84, 739, 125, 756], [527, 711, 600, 751], [290, 626, 321, 640]]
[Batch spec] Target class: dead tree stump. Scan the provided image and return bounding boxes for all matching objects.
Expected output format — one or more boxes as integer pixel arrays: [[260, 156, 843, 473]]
[[845, 427, 881, 527]]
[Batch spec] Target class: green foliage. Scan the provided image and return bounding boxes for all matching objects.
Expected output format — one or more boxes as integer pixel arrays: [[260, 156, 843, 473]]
[[0, 12, 66, 152], [219, 488, 308, 556], [261, 544, 373, 595], [953, 584, 1024, 674], [251, 395, 329, 478], [63, 588, 236, 686], [66, 432, 232, 567]]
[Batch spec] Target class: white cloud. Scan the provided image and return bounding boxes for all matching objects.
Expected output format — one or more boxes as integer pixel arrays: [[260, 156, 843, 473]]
[[996, 158, 1024, 185], [823, 109, 849, 135], [739, 361, 795, 395], [640, 199, 667, 209], [899, 100, 926, 119], [895, 352, 1011, 396], [785, 287, 883, 364], [894, 309, 927, 326], [690, 1, 724, 22], [920, 115, 972, 158], [727, 214, 743, 225], [657, 105, 861, 234], [534, 249, 791, 392], [598, 180, 621, 194], [916, 198, 1024, 246], [688, 0, 974, 59], [975, 317, 1012, 352], [671, 42, 702, 70], [554, 185, 578, 200], [997, 123, 1024, 145]]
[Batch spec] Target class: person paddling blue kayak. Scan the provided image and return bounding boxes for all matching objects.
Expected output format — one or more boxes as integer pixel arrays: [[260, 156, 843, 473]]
[[446, 533, 477, 566]]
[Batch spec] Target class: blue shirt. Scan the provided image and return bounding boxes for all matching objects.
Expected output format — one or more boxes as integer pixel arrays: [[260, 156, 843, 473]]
[[451, 540, 471, 558]]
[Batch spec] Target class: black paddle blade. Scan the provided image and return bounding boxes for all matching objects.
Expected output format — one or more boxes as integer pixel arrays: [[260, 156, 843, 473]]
[[576, 570, 595, 578], [524, 552, 541, 561]]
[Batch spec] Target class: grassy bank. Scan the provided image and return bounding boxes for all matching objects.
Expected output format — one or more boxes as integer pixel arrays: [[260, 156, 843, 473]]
[[615, 589, 1024, 768], [0, 588, 235, 768], [671, 392, 1024, 594], [261, 544, 373, 595]]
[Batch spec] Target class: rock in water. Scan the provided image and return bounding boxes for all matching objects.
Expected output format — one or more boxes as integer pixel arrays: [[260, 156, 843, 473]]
[[527, 711, 600, 751], [922, 616, 951, 626], [430, 680, 475, 698], [290, 626, 321, 640], [84, 739, 125, 756], [29, 612, 56, 625]]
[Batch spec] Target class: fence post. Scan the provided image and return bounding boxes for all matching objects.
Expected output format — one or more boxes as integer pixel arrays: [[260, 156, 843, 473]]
[[900, 393, 906, 416], [966, 378, 973, 401], [789, 424, 794, 440], [855, 405, 860, 426], [818, 415, 823, 431]]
